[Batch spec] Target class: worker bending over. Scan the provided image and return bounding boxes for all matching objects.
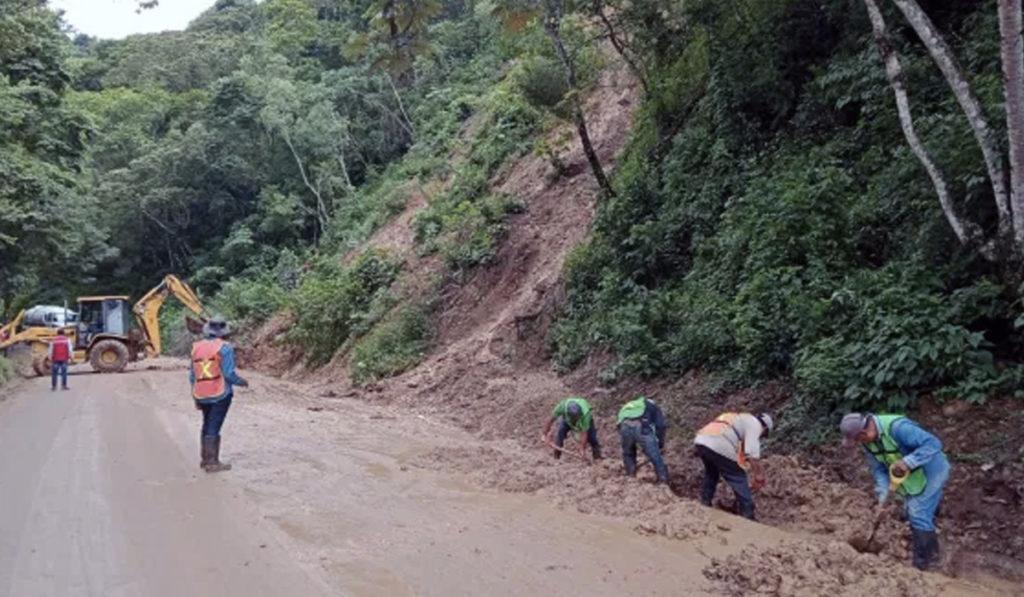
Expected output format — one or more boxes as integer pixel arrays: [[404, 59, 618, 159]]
[[840, 413, 949, 570], [693, 412, 773, 520], [190, 316, 248, 473], [617, 396, 668, 484], [542, 397, 602, 461]]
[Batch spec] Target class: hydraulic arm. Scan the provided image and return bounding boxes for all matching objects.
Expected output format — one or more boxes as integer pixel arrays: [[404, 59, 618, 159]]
[[133, 275, 208, 357]]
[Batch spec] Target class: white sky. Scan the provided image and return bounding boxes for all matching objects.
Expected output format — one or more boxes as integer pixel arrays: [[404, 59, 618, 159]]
[[51, 0, 216, 39]]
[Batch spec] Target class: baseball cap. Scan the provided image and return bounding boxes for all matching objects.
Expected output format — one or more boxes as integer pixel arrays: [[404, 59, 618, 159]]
[[839, 413, 870, 447]]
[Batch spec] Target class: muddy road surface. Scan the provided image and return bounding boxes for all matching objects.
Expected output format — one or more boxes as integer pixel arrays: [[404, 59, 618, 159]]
[[0, 362, 1009, 596]]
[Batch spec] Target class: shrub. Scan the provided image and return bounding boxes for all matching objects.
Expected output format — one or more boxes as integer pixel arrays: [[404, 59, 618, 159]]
[[289, 249, 399, 366], [350, 303, 432, 384], [795, 269, 1019, 410], [516, 55, 568, 112], [0, 355, 14, 387]]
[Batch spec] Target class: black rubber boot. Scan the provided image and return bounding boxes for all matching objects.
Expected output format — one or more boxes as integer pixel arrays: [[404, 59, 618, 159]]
[[911, 529, 939, 570], [200, 436, 212, 469], [203, 436, 231, 473], [592, 445, 603, 460]]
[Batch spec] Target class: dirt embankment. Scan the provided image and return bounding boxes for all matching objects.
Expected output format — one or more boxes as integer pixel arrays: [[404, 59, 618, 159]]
[[242, 54, 1024, 595]]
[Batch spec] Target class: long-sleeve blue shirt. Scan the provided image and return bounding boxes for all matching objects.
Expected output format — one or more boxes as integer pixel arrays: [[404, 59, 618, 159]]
[[189, 340, 245, 403], [862, 415, 947, 502]]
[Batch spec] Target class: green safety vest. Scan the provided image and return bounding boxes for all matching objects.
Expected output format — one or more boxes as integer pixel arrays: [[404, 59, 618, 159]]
[[554, 398, 592, 432], [864, 414, 927, 497], [617, 398, 647, 425]]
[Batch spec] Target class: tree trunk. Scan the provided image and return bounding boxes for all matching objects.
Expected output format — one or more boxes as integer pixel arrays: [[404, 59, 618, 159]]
[[543, 0, 615, 199], [386, 73, 416, 141], [890, 0, 1012, 238], [282, 131, 329, 238], [999, 0, 1024, 250], [864, 0, 978, 250]]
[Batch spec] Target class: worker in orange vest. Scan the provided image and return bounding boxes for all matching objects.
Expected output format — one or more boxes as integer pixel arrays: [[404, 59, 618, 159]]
[[693, 412, 773, 520], [190, 316, 248, 473], [48, 328, 74, 391]]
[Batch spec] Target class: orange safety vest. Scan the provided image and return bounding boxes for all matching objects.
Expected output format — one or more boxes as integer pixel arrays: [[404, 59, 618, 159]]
[[697, 412, 749, 469], [191, 339, 226, 400]]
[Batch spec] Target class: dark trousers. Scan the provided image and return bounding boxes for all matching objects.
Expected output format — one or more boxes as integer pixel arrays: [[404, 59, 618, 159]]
[[51, 361, 68, 389], [556, 418, 601, 458], [696, 444, 755, 520], [620, 421, 669, 482], [199, 396, 232, 438]]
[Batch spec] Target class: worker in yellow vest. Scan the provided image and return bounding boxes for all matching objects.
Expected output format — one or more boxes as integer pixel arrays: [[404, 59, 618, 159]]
[[693, 412, 773, 520], [840, 413, 950, 570], [190, 316, 248, 473]]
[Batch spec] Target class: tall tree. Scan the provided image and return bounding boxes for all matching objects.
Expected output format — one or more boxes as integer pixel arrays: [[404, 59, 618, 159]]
[[864, 0, 1024, 264], [496, 0, 615, 198]]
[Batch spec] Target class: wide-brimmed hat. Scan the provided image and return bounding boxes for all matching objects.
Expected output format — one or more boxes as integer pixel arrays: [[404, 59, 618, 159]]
[[203, 316, 231, 338]]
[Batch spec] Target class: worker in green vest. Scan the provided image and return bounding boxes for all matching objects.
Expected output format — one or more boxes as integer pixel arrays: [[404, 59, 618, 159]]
[[617, 396, 669, 483], [840, 413, 950, 571], [541, 397, 602, 461]]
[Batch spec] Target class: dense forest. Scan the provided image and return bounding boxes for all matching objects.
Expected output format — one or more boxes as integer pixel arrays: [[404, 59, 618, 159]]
[[2, 0, 1023, 432]]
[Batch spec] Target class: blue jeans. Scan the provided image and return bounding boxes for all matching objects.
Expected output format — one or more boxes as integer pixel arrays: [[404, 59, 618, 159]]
[[696, 444, 755, 520], [556, 418, 601, 458], [51, 361, 68, 389], [619, 420, 669, 482], [905, 454, 950, 531], [199, 396, 232, 438]]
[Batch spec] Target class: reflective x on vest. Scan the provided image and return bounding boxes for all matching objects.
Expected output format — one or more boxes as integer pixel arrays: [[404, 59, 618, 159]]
[[191, 339, 226, 400], [698, 413, 748, 469], [864, 414, 927, 497]]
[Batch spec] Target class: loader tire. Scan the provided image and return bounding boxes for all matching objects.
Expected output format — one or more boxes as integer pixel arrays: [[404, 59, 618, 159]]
[[32, 356, 51, 377], [90, 340, 129, 373]]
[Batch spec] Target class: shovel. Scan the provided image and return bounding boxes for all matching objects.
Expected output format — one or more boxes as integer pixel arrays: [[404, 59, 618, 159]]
[[544, 439, 592, 463], [853, 464, 909, 553]]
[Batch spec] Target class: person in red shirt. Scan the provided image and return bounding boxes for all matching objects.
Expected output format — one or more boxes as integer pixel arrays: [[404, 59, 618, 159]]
[[48, 328, 74, 391]]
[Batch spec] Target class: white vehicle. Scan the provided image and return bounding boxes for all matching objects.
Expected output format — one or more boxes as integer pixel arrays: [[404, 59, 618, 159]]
[[22, 306, 79, 329]]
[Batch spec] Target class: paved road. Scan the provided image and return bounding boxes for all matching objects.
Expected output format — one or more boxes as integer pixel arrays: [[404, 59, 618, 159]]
[[0, 364, 1005, 597], [0, 367, 332, 597]]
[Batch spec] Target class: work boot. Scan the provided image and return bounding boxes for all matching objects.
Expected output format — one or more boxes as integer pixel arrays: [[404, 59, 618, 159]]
[[203, 436, 232, 473], [911, 529, 939, 570], [200, 436, 214, 469], [592, 445, 603, 460]]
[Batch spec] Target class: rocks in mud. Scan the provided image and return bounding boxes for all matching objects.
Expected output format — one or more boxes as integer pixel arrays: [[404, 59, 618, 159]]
[[703, 540, 932, 597]]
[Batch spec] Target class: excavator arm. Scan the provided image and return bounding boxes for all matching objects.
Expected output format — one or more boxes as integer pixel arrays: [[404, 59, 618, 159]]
[[0, 310, 26, 350], [133, 275, 208, 357]]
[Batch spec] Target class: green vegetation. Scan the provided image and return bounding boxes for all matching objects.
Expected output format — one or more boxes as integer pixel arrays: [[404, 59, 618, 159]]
[[351, 302, 432, 384], [290, 249, 399, 366], [4, 0, 1024, 427], [0, 355, 14, 387]]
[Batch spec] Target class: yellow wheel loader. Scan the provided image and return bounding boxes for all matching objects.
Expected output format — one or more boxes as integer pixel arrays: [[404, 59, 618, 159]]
[[0, 275, 208, 376]]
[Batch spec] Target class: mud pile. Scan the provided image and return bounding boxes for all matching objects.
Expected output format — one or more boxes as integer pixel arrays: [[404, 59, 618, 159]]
[[414, 442, 716, 541], [755, 455, 908, 560], [703, 540, 931, 597]]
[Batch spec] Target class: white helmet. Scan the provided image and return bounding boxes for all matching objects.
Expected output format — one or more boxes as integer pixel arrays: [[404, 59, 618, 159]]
[[757, 412, 774, 434]]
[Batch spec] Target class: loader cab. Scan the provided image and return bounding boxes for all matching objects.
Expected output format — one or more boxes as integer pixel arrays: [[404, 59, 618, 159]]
[[76, 296, 131, 347]]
